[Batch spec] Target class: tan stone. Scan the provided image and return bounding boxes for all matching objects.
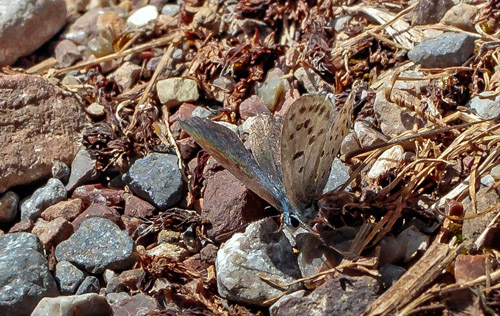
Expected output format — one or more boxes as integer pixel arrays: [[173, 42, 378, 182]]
[[0, 73, 88, 193], [41, 199, 84, 222]]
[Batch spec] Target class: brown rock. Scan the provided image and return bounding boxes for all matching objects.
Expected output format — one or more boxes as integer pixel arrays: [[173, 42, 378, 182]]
[[124, 195, 155, 218], [177, 103, 197, 121], [110, 294, 159, 316], [72, 184, 125, 208], [32, 217, 74, 248], [454, 254, 488, 284], [202, 169, 267, 240], [412, 0, 454, 25], [0, 73, 88, 193], [72, 204, 123, 230], [239, 95, 270, 119], [146, 242, 190, 261], [41, 198, 84, 222], [176, 137, 198, 160], [118, 269, 145, 290], [108, 62, 142, 90], [8, 220, 34, 233], [200, 244, 218, 264], [440, 3, 478, 32]]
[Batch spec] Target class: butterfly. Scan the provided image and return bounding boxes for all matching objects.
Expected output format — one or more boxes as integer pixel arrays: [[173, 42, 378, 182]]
[[179, 91, 355, 231]]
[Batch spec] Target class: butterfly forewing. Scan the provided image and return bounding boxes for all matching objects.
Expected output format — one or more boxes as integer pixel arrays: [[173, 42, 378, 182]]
[[179, 117, 287, 213], [281, 94, 337, 210]]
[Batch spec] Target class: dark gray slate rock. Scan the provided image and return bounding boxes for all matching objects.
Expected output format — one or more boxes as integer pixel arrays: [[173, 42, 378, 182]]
[[270, 273, 380, 316], [55, 218, 135, 274], [55, 261, 86, 295], [0, 191, 19, 223], [20, 178, 67, 221], [122, 153, 184, 210], [466, 93, 500, 119], [0, 233, 59, 316], [216, 218, 302, 306], [408, 33, 475, 68], [76, 276, 100, 294], [66, 149, 100, 191], [379, 264, 406, 289]]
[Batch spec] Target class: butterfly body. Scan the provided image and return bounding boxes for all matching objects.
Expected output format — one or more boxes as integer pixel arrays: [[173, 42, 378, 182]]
[[179, 93, 353, 229]]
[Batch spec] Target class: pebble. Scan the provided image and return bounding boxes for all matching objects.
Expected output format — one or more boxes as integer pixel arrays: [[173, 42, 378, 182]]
[[147, 242, 190, 261], [66, 149, 100, 191], [408, 33, 475, 68], [191, 106, 213, 119], [32, 217, 74, 249], [0, 0, 67, 66], [0, 73, 87, 193], [454, 254, 488, 284], [106, 292, 130, 305], [462, 187, 500, 245], [293, 67, 334, 94], [379, 264, 407, 289], [124, 194, 156, 217], [412, 0, 454, 25], [0, 233, 59, 315], [354, 121, 388, 148], [31, 293, 113, 316], [122, 153, 184, 210], [55, 218, 135, 274], [71, 184, 124, 208], [323, 158, 351, 193], [0, 191, 19, 223], [466, 93, 500, 120], [256, 68, 288, 111], [440, 3, 478, 32], [202, 169, 266, 239], [55, 261, 86, 295], [239, 95, 270, 119], [162, 4, 180, 17], [55, 39, 82, 68], [491, 165, 500, 180], [156, 77, 200, 108], [52, 161, 71, 183], [118, 269, 145, 290], [71, 203, 123, 230], [397, 225, 430, 262], [214, 121, 239, 136], [331, 15, 352, 32], [76, 276, 101, 294], [110, 293, 159, 316], [86, 102, 106, 118], [367, 145, 404, 181], [216, 218, 301, 306], [127, 5, 159, 29], [41, 198, 84, 222], [108, 61, 142, 90], [20, 178, 68, 221]]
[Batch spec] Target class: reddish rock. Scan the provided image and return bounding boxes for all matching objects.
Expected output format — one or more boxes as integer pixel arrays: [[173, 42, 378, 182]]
[[72, 184, 125, 208], [202, 169, 267, 240], [72, 204, 123, 230], [239, 95, 270, 119], [183, 253, 205, 271], [455, 254, 488, 284], [118, 269, 145, 290], [41, 198, 84, 222], [124, 195, 155, 218], [171, 103, 196, 123], [0, 73, 87, 193], [176, 137, 198, 160], [111, 294, 159, 316], [8, 220, 34, 233], [32, 217, 74, 248]]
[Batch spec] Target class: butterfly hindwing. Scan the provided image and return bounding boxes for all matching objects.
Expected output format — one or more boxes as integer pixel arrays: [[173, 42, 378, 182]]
[[281, 94, 337, 210]]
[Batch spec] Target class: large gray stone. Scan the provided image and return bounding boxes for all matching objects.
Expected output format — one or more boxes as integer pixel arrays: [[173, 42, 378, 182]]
[[55, 218, 135, 274], [20, 178, 67, 221], [216, 218, 302, 306], [0, 0, 67, 66], [122, 153, 184, 210], [0, 233, 59, 316]]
